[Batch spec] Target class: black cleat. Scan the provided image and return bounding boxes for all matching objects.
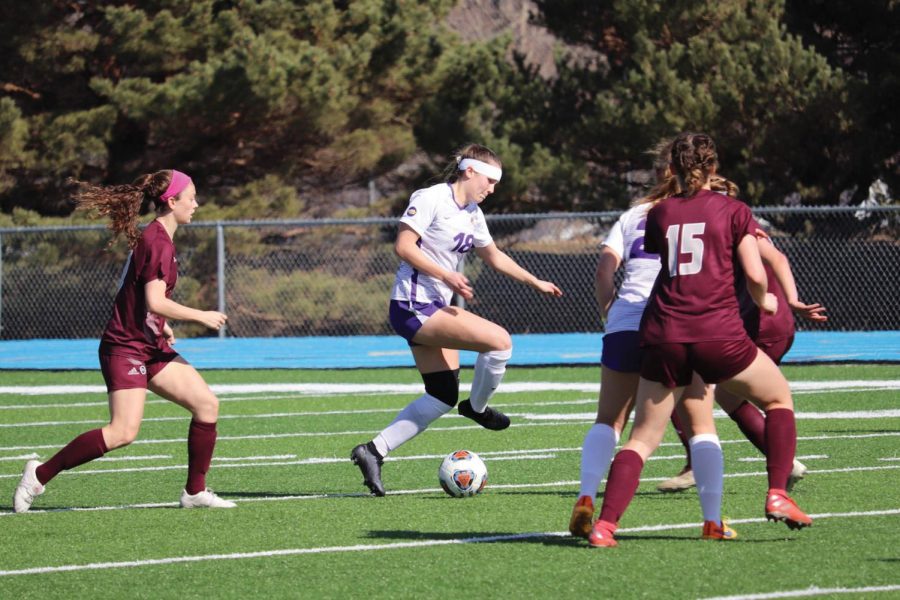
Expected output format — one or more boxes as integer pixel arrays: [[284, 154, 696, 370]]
[[458, 399, 510, 431], [351, 442, 385, 496]]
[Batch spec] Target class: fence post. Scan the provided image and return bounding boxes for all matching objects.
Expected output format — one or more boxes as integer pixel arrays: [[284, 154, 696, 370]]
[[216, 222, 226, 338]]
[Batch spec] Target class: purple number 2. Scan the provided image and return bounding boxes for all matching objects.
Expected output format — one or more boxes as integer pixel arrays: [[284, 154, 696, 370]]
[[628, 218, 657, 259]]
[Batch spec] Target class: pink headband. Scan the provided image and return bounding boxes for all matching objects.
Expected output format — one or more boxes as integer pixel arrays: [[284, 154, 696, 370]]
[[160, 170, 193, 202]]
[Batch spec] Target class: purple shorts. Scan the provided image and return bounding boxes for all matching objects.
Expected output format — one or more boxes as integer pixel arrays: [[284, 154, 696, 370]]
[[601, 331, 642, 373], [389, 299, 446, 345], [641, 337, 758, 388], [99, 351, 182, 393], [757, 335, 794, 365]]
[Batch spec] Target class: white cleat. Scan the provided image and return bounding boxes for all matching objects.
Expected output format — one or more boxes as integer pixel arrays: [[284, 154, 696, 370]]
[[787, 459, 808, 492], [13, 460, 45, 513], [179, 488, 237, 509], [656, 467, 695, 493]]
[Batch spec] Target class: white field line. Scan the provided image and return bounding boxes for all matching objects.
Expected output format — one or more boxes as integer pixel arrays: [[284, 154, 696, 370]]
[[0, 447, 896, 482], [0, 382, 888, 412], [514, 408, 900, 421], [0, 453, 39, 462], [2, 425, 899, 456], [878, 457, 900, 462], [95, 455, 171, 462], [0, 508, 897, 578], [702, 584, 900, 599], [213, 454, 296, 462], [3, 405, 900, 430], [738, 454, 827, 463], [1, 379, 898, 397]]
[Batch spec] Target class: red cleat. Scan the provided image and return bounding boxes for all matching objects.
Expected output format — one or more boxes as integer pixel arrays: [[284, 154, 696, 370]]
[[765, 489, 813, 530], [702, 520, 738, 540], [568, 495, 594, 539], [588, 519, 618, 548]]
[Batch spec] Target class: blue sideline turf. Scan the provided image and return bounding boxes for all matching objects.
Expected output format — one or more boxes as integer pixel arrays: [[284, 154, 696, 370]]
[[0, 331, 897, 370]]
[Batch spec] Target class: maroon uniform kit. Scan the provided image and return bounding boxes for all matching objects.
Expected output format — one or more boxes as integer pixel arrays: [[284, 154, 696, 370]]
[[99, 220, 181, 391], [639, 190, 759, 387]]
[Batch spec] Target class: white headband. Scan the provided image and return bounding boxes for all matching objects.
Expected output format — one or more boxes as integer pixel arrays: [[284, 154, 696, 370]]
[[459, 158, 502, 182]]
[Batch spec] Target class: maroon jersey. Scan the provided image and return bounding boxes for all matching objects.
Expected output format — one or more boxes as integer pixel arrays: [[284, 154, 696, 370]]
[[737, 223, 795, 342], [100, 220, 177, 359], [640, 190, 755, 344]]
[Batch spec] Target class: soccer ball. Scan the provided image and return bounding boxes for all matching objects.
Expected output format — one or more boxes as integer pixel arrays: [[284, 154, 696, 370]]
[[438, 450, 488, 497]]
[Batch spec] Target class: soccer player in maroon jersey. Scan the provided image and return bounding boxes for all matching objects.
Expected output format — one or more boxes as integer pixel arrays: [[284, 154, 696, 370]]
[[588, 132, 813, 547], [12, 169, 236, 512], [658, 212, 828, 492]]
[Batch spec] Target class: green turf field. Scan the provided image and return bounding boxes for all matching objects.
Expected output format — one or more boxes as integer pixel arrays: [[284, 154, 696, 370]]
[[1, 364, 898, 599]]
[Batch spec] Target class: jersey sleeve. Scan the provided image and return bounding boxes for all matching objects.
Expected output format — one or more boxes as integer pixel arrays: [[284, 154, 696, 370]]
[[602, 212, 627, 258], [398, 189, 438, 238], [136, 237, 175, 285], [472, 207, 493, 248]]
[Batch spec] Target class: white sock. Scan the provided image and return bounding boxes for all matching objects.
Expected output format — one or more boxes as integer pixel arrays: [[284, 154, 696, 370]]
[[690, 433, 723, 523], [469, 348, 512, 412], [578, 423, 619, 499], [372, 394, 451, 457]]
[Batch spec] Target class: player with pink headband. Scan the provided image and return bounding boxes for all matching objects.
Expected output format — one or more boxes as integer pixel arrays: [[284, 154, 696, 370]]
[[13, 169, 236, 512], [350, 143, 563, 496]]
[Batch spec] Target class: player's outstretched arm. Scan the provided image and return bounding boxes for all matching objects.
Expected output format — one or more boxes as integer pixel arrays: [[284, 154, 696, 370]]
[[757, 238, 827, 322], [474, 243, 563, 297], [145, 279, 227, 331]]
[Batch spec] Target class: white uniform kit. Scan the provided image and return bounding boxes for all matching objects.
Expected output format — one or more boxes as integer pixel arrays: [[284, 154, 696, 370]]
[[602, 203, 661, 333], [391, 183, 493, 308]]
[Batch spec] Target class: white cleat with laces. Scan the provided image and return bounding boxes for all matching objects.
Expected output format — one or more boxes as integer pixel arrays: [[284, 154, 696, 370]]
[[13, 460, 45, 513], [179, 488, 237, 509]]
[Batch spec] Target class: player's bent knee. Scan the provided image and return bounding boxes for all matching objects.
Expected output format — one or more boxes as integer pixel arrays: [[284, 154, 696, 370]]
[[106, 426, 140, 449], [491, 331, 513, 352], [194, 394, 220, 420], [423, 369, 460, 408]]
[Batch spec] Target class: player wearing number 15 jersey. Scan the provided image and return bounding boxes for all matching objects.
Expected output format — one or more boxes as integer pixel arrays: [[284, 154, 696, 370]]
[[350, 143, 562, 496], [588, 132, 812, 548]]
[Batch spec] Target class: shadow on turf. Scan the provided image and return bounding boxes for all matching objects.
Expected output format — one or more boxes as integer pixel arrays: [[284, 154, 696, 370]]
[[362, 530, 794, 547], [363, 529, 582, 548]]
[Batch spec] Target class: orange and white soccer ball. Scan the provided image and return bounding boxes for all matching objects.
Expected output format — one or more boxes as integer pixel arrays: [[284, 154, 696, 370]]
[[438, 450, 488, 497]]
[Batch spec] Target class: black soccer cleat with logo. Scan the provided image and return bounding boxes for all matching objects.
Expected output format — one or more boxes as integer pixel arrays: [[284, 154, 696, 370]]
[[457, 399, 511, 431], [351, 442, 385, 497]]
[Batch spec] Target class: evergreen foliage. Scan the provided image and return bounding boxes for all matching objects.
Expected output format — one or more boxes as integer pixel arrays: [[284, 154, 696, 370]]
[[0, 1, 894, 216]]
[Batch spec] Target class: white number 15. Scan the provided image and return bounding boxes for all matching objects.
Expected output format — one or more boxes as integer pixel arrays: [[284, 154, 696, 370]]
[[665, 222, 706, 276]]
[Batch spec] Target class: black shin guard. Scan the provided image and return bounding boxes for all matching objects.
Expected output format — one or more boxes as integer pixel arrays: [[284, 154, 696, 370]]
[[422, 369, 460, 408]]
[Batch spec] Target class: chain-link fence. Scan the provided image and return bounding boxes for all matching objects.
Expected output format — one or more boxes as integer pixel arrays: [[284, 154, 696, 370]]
[[1, 206, 898, 340]]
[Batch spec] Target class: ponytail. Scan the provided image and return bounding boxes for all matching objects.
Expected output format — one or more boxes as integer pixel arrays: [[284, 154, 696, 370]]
[[71, 170, 173, 248], [670, 132, 719, 197]]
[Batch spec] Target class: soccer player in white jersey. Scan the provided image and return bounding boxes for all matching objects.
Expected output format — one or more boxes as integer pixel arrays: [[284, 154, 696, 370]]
[[568, 143, 736, 541], [350, 143, 562, 496]]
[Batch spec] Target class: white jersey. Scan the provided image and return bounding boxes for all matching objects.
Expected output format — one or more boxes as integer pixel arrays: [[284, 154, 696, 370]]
[[602, 203, 661, 334], [391, 183, 493, 306]]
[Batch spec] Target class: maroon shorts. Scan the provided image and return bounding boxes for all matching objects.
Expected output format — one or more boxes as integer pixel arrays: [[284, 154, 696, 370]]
[[756, 335, 794, 365], [641, 338, 759, 388], [99, 351, 182, 393]]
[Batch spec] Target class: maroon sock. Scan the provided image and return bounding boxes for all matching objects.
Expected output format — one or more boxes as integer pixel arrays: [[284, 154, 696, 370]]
[[35, 428, 109, 485], [186, 419, 218, 495], [597, 449, 645, 525], [670, 411, 691, 470], [730, 401, 767, 455], [764, 408, 796, 490]]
